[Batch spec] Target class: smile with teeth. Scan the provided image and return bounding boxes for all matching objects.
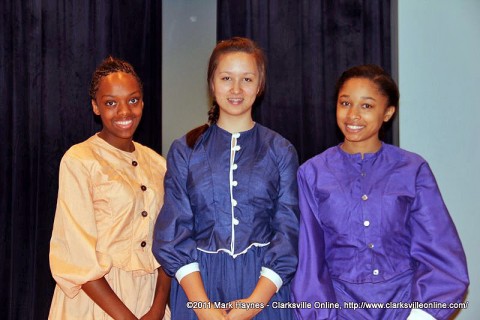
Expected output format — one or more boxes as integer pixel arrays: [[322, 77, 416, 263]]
[[114, 119, 134, 128], [346, 124, 365, 130], [228, 97, 244, 104]]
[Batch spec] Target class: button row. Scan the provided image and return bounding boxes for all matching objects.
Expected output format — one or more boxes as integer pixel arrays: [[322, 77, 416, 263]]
[[133, 160, 147, 249], [231, 136, 241, 227]]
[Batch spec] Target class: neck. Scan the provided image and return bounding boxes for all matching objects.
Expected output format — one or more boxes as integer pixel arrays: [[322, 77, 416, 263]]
[[216, 115, 255, 133], [341, 140, 382, 158], [98, 132, 135, 152]]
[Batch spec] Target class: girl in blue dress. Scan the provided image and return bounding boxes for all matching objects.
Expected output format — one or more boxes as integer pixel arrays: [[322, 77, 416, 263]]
[[153, 37, 299, 320]]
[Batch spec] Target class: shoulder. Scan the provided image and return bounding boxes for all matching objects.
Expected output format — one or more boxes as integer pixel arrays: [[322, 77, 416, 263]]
[[382, 143, 427, 168], [255, 123, 296, 154], [133, 141, 167, 169], [61, 135, 98, 163], [164, 135, 195, 170], [168, 135, 190, 155], [299, 146, 339, 172]]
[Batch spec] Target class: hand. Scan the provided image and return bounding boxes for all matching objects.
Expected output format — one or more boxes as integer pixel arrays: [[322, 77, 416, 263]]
[[225, 298, 265, 320], [139, 308, 164, 320], [195, 307, 228, 320]]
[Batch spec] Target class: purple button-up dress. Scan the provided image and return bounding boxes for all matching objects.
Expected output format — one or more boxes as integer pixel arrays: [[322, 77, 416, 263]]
[[291, 143, 468, 320]]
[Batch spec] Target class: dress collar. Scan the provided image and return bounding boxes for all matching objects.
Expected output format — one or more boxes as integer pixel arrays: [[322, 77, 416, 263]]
[[337, 142, 385, 162]]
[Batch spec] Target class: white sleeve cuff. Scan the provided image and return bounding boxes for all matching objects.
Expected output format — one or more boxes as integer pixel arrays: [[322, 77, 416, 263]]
[[407, 308, 436, 320], [260, 267, 283, 292], [175, 262, 200, 283]]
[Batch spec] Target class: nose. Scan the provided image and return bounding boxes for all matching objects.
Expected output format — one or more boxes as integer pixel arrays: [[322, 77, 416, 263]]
[[347, 106, 360, 120], [230, 79, 242, 94], [117, 101, 131, 116]]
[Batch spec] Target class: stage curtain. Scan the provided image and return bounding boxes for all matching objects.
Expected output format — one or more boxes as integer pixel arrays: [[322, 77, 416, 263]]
[[218, 0, 393, 163], [0, 1, 161, 318]]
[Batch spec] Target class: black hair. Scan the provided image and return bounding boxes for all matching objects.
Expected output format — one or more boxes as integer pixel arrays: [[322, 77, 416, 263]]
[[89, 56, 142, 100], [335, 64, 399, 109]]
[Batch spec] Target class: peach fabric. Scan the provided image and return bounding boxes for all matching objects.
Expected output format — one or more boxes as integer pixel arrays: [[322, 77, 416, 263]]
[[49, 134, 170, 319]]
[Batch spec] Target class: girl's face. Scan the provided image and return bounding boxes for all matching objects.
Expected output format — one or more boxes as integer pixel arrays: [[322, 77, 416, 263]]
[[336, 77, 395, 154], [211, 52, 260, 122], [92, 72, 143, 151]]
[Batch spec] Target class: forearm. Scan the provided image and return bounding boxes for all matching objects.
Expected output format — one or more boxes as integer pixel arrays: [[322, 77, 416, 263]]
[[179, 271, 210, 302], [82, 277, 137, 320], [248, 276, 277, 305], [226, 276, 277, 320], [149, 267, 171, 315], [179, 271, 226, 320]]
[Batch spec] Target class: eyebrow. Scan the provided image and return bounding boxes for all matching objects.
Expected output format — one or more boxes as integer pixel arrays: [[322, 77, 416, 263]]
[[338, 94, 376, 101], [101, 91, 142, 98], [217, 71, 257, 75]]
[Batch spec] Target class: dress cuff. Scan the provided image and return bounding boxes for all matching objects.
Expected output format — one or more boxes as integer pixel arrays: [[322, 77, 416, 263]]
[[407, 308, 436, 320], [260, 267, 283, 292], [175, 262, 200, 283]]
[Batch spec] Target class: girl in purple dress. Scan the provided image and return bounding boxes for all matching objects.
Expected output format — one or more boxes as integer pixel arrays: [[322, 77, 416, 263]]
[[291, 64, 468, 320]]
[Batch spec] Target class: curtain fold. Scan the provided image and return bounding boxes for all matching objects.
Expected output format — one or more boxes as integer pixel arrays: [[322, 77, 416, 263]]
[[218, 0, 393, 163], [0, 1, 161, 318]]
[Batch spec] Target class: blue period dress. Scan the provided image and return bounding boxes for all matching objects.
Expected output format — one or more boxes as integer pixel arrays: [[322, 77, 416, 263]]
[[153, 123, 299, 320], [291, 143, 469, 320]]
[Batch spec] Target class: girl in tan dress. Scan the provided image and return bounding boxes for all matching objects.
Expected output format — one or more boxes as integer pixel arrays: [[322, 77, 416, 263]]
[[49, 57, 171, 320]]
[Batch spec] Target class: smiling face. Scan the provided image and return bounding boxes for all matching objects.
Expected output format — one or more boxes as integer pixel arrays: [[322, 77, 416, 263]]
[[336, 77, 395, 155], [211, 52, 260, 126], [92, 72, 143, 151]]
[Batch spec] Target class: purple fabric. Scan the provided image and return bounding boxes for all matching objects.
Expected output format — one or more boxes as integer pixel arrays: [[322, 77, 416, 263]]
[[291, 143, 469, 320]]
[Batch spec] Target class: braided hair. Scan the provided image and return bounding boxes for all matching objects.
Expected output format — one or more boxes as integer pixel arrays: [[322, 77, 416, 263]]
[[89, 56, 142, 100]]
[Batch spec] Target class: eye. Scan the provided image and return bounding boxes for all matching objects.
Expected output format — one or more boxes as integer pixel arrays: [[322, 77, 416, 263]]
[[362, 103, 373, 109], [243, 77, 253, 82], [221, 76, 231, 81], [129, 97, 140, 104], [339, 100, 350, 107], [105, 100, 116, 107]]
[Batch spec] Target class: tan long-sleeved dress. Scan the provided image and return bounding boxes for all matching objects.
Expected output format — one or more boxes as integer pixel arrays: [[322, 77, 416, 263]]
[[49, 134, 170, 319]]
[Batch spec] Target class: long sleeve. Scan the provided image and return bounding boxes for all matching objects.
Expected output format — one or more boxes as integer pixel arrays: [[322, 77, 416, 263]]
[[49, 154, 112, 298], [261, 143, 299, 288], [291, 165, 337, 320], [409, 162, 469, 319], [152, 139, 199, 279]]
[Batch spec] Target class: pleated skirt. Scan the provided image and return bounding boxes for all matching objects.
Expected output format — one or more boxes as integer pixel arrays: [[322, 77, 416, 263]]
[[170, 247, 293, 320]]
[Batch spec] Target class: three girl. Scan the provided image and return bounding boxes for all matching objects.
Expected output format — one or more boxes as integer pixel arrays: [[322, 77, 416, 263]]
[[49, 44, 468, 320]]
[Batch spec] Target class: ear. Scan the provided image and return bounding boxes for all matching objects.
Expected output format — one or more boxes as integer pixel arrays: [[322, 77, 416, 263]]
[[383, 106, 396, 122], [92, 100, 100, 116], [210, 81, 215, 95]]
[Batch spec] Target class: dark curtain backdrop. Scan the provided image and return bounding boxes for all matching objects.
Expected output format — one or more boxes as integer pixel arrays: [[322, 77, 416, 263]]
[[0, 1, 161, 319], [218, 0, 393, 163]]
